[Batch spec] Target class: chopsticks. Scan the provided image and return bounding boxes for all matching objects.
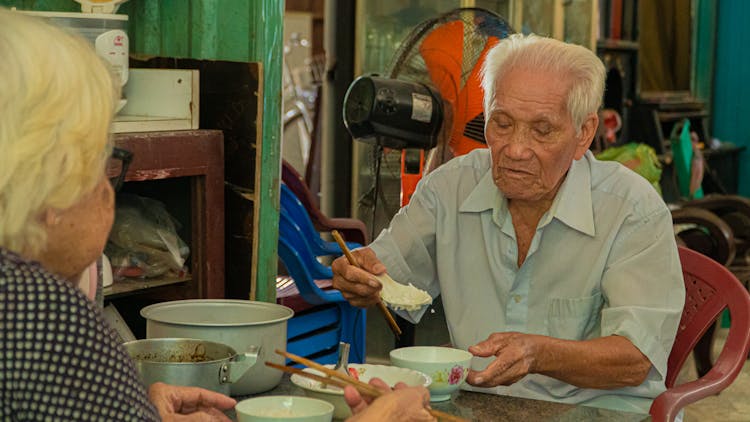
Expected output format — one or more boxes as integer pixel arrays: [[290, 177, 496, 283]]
[[331, 230, 402, 338], [269, 349, 468, 422]]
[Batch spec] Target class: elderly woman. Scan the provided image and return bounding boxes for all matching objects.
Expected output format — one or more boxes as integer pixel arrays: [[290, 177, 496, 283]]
[[0, 8, 236, 421]]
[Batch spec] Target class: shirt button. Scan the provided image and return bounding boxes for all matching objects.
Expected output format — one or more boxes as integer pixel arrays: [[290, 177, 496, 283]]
[[513, 295, 522, 303]]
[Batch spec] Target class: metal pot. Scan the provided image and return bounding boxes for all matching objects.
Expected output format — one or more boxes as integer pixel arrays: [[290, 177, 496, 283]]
[[140, 299, 294, 396], [124, 338, 259, 396]]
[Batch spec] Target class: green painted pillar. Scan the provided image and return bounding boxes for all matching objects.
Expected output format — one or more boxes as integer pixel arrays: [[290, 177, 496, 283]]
[[248, 0, 283, 303]]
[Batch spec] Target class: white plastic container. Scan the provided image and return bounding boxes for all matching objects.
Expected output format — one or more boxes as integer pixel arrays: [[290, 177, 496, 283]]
[[19, 11, 129, 88]]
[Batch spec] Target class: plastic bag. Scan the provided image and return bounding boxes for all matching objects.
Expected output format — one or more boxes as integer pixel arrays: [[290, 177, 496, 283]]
[[670, 119, 704, 199], [105, 194, 189, 280], [595, 143, 663, 195]]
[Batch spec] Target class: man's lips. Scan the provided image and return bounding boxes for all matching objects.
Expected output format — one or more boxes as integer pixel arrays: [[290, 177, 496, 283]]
[[499, 166, 533, 175]]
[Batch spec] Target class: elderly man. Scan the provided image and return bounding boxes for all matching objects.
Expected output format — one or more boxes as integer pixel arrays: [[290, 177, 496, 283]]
[[332, 34, 685, 414]]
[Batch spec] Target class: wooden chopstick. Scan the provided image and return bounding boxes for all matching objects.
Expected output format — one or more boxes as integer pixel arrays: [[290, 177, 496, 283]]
[[330, 230, 402, 338], [276, 349, 379, 395], [265, 362, 349, 390], [270, 350, 469, 422]]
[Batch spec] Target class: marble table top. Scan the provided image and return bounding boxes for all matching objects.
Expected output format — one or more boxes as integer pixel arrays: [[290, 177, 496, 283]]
[[232, 375, 651, 421]]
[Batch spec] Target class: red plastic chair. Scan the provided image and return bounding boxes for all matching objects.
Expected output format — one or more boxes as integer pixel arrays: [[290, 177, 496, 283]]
[[281, 160, 368, 245], [649, 246, 750, 421]]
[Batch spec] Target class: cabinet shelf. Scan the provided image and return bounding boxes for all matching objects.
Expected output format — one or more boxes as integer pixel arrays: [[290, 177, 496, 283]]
[[103, 275, 191, 300], [111, 130, 225, 299]]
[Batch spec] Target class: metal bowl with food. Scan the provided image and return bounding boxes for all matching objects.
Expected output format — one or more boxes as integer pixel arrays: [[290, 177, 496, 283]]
[[124, 337, 259, 396]]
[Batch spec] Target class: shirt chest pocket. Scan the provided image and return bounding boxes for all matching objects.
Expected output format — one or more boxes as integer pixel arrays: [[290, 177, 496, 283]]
[[546, 293, 602, 340]]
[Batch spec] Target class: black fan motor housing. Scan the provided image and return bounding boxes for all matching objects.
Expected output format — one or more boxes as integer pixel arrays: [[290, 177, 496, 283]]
[[343, 76, 443, 150]]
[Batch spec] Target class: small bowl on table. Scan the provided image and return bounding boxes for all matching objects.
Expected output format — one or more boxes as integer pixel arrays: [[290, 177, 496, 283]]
[[290, 363, 431, 420], [390, 346, 472, 402], [235, 395, 334, 422]]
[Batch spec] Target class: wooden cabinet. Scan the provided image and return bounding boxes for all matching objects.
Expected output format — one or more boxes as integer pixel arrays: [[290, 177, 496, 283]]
[[103, 130, 225, 302]]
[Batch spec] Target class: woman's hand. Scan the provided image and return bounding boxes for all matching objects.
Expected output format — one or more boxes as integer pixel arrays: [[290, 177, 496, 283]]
[[148, 382, 236, 421], [344, 378, 435, 422]]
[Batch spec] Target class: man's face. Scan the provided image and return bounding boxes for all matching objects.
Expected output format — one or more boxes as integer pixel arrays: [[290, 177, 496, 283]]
[[485, 67, 594, 203]]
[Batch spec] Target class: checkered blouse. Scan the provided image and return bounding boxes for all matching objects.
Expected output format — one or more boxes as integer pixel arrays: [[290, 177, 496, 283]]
[[0, 248, 159, 421]]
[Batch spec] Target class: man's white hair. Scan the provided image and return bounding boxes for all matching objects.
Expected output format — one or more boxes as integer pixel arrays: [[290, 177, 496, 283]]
[[0, 7, 119, 255], [480, 33, 605, 131]]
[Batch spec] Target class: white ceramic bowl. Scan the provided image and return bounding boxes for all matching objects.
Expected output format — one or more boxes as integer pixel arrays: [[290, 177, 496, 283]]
[[235, 395, 334, 422], [290, 363, 431, 420], [390, 346, 472, 402]]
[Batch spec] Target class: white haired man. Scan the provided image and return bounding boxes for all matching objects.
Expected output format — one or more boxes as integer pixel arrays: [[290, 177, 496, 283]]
[[332, 34, 685, 414]]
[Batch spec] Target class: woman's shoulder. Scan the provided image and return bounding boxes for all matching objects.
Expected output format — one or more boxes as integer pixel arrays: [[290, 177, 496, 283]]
[[0, 248, 159, 421], [0, 247, 96, 315]]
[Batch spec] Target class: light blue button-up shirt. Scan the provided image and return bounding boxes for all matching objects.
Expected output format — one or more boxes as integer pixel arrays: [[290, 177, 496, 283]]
[[369, 149, 685, 414]]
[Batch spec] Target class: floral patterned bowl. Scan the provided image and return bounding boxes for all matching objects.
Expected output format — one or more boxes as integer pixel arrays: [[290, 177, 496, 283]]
[[390, 346, 472, 402]]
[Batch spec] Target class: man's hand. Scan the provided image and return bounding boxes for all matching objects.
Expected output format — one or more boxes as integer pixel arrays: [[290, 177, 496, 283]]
[[148, 382, 236, 421], [466, 332, 542, 387], [331, 247, 386, 307], [344, 378, 435, 422], [466, 333, 652, 389]]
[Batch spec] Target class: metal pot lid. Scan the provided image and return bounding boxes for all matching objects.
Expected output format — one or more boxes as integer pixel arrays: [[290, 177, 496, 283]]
[[140, 299, 294, 327]]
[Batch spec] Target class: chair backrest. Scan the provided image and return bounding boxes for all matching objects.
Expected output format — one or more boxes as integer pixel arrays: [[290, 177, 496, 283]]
[[277, 235, 342, 306], [279, 209, 333, 280], [280, 184, 330, 251], [666, 246, 750, 388], [282, 160, 325, 222], [650, 247, 750, 421], [282, 160, 369, 246], [281, 184, 362, 256]]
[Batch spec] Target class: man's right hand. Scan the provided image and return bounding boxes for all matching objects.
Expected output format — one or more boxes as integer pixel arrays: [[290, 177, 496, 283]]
[[331, 247, 386, 308]]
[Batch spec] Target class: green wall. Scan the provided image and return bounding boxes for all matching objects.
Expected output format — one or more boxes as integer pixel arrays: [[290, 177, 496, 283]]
[[713, 0, 750, 196], [0, 0, 76, 11]]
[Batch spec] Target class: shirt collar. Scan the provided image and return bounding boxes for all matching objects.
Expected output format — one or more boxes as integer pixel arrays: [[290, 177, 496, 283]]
[[458, 151, 595, 237], [459, 169, 503, 213], [545, 151, 596, 237]]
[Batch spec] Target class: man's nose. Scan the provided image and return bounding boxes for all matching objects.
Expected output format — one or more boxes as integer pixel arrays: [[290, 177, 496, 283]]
[[503, 128, 534, 160]]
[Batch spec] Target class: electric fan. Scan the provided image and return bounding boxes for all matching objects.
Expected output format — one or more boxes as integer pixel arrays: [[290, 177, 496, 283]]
[[343, 7, 514, 221]]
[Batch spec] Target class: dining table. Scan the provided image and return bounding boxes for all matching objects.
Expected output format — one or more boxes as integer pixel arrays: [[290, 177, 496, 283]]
[[231, 375, 651, 421]]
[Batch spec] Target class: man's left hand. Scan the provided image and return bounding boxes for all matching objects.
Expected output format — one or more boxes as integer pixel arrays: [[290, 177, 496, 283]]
[[466, 332, 542, 388], [148, 382, 236, 421]]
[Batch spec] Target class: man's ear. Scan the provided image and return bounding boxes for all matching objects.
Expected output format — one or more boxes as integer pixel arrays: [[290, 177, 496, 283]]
[[574, 112, 599, 159]]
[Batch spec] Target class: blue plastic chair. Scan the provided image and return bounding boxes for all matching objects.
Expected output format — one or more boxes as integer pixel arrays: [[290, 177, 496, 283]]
[[280, 184, 362, 256], [279, 209, 332, 280], [278, 235, 366, 364]]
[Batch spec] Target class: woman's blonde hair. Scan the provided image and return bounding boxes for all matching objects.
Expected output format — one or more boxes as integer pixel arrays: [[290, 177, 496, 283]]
[[480, 33, 605, 132], [0, 8, 119, 255]]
